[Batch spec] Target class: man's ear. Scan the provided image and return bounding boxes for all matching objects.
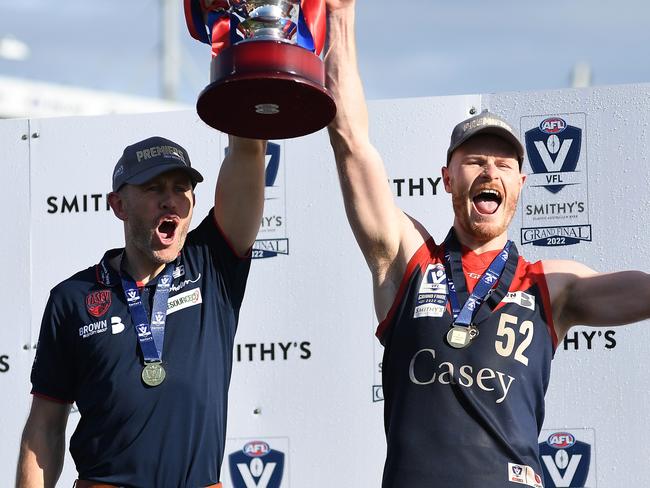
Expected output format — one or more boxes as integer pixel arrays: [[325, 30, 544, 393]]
[[442, 165, 452, 194], [108, 191, 128, 221]]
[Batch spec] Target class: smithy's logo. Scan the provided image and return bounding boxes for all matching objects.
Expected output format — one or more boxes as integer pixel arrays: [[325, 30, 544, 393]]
[[525, 117, 582, 194], [229, 440, 285, 488], [86, 290, 111, 318], [539, 432, 591, 487]]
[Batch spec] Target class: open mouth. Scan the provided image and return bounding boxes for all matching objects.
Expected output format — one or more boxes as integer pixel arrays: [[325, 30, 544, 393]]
[[472, 189, 502, 215], [156, 217, 178, 243]]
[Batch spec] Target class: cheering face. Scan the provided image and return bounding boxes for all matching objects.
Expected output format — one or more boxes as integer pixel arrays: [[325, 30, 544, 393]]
[[112, 170, 195, 267], [443, 135, 525, 244]]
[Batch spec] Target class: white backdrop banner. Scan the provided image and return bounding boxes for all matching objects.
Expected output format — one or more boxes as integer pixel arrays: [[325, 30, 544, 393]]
[[1, 84, 649, 488]]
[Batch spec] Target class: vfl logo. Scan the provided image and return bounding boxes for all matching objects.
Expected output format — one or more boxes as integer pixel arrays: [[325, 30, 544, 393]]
[[525, 117, 582, 194], [229, 441, 285, 488], [85, 290, 112, 318], [137, 325, 151, 338], [159, 275, 171, 287], [126, 290, 139, 303], [539, 432, 591, 487], [152, 312, 165, 325]]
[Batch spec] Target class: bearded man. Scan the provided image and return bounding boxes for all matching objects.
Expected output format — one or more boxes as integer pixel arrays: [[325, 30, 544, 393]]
[[16, 135, 266, 488], [324, 1, 650, 486]]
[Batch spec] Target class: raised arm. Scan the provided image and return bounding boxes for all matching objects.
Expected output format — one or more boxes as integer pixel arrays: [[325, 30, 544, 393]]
[[325, 1, 426, 318], [16, 397, 70, 488], [214, 136, 267, 256], [544, 259, 650, 340]]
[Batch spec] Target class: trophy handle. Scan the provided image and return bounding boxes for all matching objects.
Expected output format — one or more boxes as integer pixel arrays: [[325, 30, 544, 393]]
[[300, 0, 326, 55]]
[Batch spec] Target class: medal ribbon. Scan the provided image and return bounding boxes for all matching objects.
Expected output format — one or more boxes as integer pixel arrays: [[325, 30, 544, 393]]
[[443, 229, 513, 328], [120, 260, 175, 364]]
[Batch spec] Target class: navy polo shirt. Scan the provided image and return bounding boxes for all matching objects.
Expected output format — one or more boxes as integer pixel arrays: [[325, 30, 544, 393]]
[[31, 210, 251, 487]]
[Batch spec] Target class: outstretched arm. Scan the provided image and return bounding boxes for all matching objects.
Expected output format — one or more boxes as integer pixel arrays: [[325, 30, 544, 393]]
[[544, 259, 650, 340], [16, 397, 70, 488], [214, 136, 267, 256], [325, 0, 426, 319]]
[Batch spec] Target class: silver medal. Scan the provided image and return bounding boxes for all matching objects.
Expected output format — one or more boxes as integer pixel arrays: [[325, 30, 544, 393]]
[[142, 362, 166, 387]]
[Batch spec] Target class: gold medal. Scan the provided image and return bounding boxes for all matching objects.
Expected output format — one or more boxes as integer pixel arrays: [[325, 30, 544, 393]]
[[446, 326, 472, 349], [142, 362, 166, 387]]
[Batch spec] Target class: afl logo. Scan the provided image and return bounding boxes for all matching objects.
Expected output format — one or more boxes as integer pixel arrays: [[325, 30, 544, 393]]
[[547, 432, 576, 449], [539, 117, 567, 134], [243, 441, 270, 457], [86, 290, 112, 318]]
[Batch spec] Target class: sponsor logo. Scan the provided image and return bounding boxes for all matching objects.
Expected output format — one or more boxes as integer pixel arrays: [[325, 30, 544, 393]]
[[409, 348, 515, 404], [539, 429, 594, 487], [85, 290, 112, 318], [136, 145, 186, 164], [247, 142, 289, 259], [508, 463, 544, 488], [235, 341, 311, 362], [47, 193, 111, 214], [390, 177, 443, 197], [229, 440, 286, 488], [111, 316, 126, 335], [170, 273, 201, 292], [167, 287, 202, 315], [501, 291, 536, 311], [0, 355, 10, 373], [562, 329, 616, 350], [79, 319, 108, 339], [172, 265, 185, 279], [520, 113, 591, 247]]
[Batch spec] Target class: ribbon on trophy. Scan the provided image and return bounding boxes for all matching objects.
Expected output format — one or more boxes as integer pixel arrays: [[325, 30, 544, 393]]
[[184, 0, 326, 57]]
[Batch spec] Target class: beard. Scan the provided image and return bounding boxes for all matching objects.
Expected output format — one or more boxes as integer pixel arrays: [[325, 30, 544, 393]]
[[126, 213, 191, 265], [451, 188, 519, 243]]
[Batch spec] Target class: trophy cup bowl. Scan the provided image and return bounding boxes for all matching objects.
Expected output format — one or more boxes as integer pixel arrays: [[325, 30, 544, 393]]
[[186, 0, 336, 140]]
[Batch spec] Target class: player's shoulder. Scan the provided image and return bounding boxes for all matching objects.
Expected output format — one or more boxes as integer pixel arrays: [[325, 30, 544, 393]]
[[538, 259, 596, 277], [49, 250, 119, 306]]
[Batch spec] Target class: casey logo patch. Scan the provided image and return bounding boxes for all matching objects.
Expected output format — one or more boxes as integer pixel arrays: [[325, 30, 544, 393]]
[[167, 288, 202, 315], [86, 290, 112, 318]]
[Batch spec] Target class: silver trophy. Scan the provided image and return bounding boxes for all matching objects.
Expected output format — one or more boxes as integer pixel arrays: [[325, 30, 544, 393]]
[[186, 0, 336, 139]]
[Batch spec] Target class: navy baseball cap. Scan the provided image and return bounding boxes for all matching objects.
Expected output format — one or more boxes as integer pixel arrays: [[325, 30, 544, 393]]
[[447, 110, 524, 166], [112, 136, 204, 191]]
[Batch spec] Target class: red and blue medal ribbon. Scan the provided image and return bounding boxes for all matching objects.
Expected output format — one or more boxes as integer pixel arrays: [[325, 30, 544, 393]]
[[443, 229, 514, 328]]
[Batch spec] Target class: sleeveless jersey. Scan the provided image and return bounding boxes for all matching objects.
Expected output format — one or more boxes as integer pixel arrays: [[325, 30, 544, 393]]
[[377, 236, 557, 488]]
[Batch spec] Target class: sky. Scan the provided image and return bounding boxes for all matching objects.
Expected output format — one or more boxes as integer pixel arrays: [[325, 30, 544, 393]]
[[1, 0, 649, 105]]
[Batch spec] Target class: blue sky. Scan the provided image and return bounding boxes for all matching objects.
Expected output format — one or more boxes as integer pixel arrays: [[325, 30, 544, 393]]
[[0, 0, 649, 103]]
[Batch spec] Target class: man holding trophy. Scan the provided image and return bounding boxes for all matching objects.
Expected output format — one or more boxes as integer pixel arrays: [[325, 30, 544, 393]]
[[325, 1, 650, 487], [16, 1, 333, 486]]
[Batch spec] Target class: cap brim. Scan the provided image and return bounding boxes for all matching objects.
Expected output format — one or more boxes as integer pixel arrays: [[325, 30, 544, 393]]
[[448, 126, 525, 165], [119, 163, 204, 190]]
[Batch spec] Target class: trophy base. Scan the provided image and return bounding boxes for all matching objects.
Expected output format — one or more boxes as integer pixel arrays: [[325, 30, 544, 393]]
[[197, 41, 336, 140]]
